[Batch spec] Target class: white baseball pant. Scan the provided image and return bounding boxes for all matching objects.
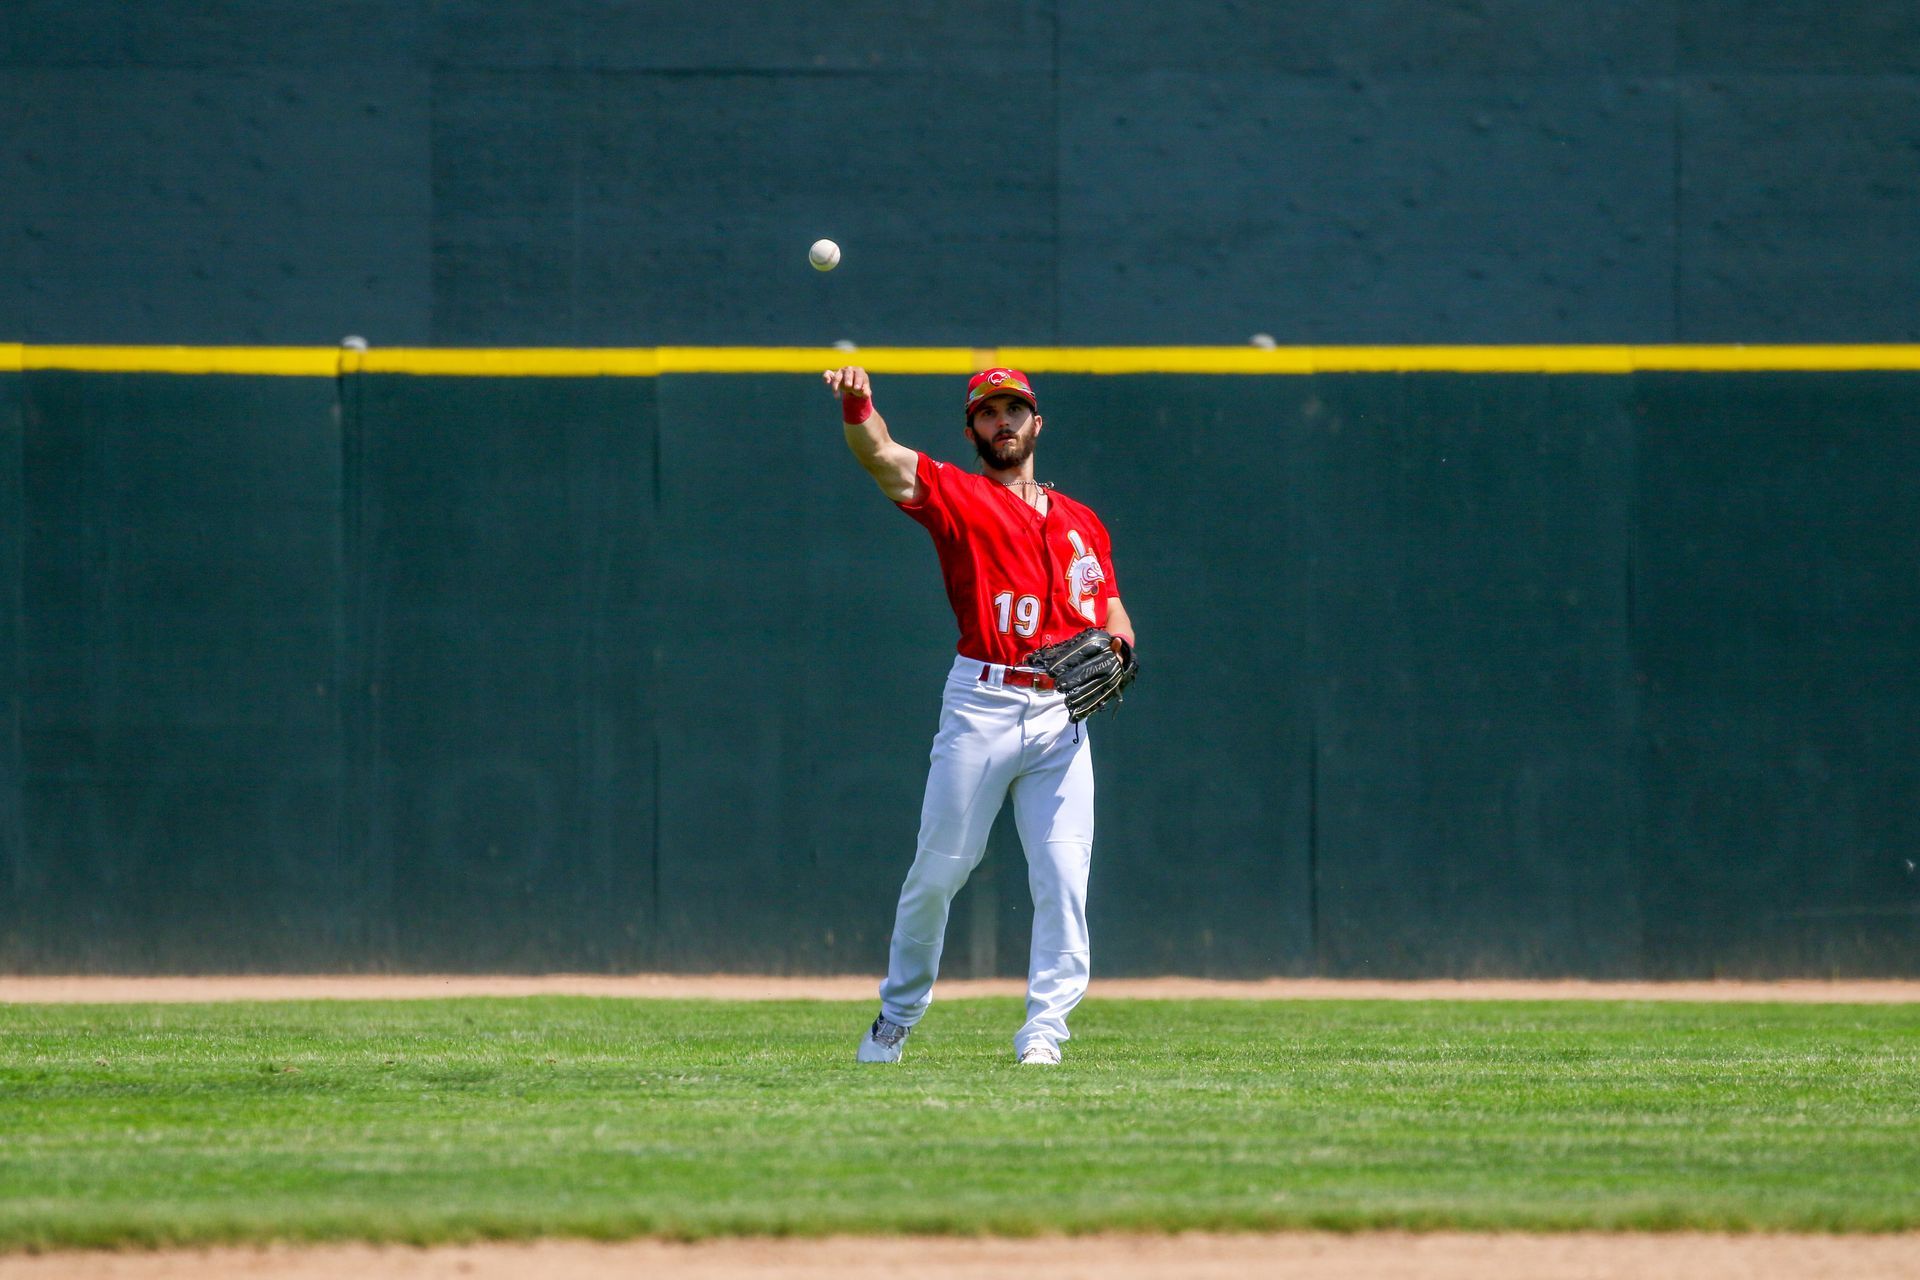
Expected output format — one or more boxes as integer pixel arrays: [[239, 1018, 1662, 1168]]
[[878, 653, 1095, 1056]]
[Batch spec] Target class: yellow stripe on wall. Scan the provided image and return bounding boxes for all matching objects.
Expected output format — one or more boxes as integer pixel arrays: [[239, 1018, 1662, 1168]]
[[9, 344, 1920, 377], [656, 347, 980, 375], [357, 348, 660, 376], [999, 345, 1920, 374], [22, 345, 343, 376]]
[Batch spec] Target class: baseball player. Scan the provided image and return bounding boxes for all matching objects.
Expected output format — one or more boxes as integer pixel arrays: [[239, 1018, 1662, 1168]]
[[825, 364, 1136, 1066]]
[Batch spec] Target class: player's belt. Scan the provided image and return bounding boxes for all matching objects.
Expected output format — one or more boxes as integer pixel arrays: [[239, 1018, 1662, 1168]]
[[981, 663, 1056, 691]]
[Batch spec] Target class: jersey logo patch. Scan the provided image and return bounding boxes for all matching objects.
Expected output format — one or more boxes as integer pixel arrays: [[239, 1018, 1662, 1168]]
[[1065, 529, 1105, 622]]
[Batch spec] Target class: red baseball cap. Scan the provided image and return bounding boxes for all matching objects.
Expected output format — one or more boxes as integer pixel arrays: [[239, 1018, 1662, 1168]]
[[965, 367, 1037, 418]]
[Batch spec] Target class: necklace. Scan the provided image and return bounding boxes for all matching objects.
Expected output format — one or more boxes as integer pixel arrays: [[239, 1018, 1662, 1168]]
[[994, 476, 1051, 512]]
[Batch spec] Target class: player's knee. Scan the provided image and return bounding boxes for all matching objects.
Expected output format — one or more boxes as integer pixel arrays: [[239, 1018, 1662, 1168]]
[[1026, 842, 1091, 889], [903, 854, 973, 902]]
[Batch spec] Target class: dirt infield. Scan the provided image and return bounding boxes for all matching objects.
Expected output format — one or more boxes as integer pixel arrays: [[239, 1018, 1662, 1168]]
[[10, 1233, 1920, 1280], [3, 973, 1916, 1003]]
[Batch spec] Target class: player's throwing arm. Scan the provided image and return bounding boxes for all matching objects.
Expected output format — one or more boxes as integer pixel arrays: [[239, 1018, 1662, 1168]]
[[826, 366, 920, 504]]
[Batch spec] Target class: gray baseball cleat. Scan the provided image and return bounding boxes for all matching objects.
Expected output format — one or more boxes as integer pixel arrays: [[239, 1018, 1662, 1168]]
[[857, 1015, 910, 1063], [1017, 1042, 1062, 1065]]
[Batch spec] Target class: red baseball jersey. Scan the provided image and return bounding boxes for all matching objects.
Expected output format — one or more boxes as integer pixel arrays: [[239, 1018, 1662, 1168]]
[[896, 451, 1120, 666]]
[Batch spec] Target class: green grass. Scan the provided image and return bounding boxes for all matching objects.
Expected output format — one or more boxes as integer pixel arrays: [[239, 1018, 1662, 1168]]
[[0, 997, 1916, 1249]]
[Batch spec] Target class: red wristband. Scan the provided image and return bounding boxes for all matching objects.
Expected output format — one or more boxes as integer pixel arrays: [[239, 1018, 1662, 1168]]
[[841, 393, 873, 425]]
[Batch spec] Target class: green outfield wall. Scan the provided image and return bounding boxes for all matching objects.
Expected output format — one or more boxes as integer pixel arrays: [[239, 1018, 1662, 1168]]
[[2, 354, 1916, 977], [3, 2, 1918, 347]]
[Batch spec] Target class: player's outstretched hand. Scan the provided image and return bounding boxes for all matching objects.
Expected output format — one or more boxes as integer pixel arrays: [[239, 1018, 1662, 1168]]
[[824, 366, 871, 403]]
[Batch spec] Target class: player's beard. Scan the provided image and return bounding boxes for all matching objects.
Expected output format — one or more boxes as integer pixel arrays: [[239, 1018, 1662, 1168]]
[[969, 423, 1036, 472]]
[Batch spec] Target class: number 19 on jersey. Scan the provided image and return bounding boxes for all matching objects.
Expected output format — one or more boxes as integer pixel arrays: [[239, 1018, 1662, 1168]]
[[992, 590, 1041, 637]]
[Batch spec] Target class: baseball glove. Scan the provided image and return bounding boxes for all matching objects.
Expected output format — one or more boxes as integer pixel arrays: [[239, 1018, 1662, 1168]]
[[1026, 627, 1138, 723]]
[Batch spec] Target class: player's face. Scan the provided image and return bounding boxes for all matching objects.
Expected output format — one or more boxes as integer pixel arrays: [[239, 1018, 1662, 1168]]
[[966, 396, 1041, 471]]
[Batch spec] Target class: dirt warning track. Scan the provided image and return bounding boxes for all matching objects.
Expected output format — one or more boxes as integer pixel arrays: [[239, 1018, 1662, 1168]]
[[9, 1233, 1920, 1280], [2, 974, 1915, 1004]]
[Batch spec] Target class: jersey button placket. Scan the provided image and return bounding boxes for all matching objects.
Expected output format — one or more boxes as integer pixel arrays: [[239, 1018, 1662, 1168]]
[[1038, 503, 1061, 654]]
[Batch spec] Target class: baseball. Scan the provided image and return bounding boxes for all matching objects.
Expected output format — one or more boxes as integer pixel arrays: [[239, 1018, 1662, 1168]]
[[809, 238, 841, 272]]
